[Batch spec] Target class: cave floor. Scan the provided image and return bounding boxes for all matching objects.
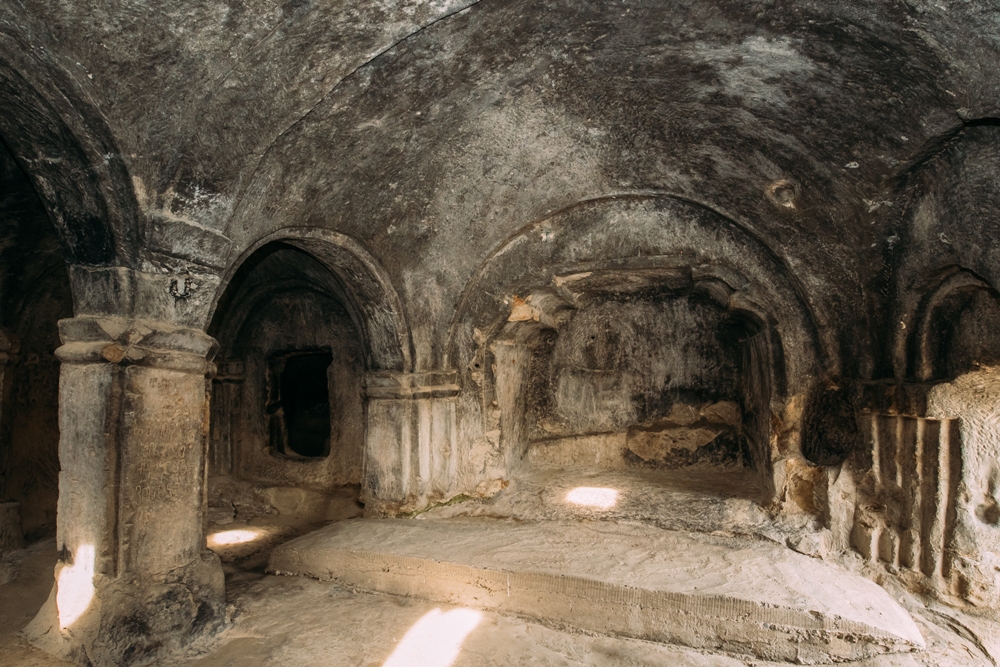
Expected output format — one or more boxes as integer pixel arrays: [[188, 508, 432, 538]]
[[174, 567, 997, 667], [1, 511, 999, 666], [0, 538, 70, 667]]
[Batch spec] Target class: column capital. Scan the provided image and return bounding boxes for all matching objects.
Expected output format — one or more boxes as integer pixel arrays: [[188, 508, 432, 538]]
[[364, 370, 460, 400], [55, 316, 217, 375]]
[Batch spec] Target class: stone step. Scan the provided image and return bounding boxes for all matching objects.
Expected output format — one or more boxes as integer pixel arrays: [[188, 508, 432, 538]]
[[268, 518, 924, 664]]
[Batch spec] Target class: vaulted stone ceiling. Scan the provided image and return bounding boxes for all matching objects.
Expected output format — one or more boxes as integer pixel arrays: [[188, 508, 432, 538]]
[[1, 0, 998, 376], [4, 7, 1000, 664]]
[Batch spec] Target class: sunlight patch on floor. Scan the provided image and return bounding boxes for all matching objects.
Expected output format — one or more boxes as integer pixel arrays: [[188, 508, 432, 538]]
[[208, 528, 265, 547], [382, 607, 482, 667], [565, 486, 619, 509]]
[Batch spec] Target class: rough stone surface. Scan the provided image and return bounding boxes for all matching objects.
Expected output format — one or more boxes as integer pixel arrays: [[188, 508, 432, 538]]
[[270, 517, 924, 663], [0, 502, 24, 555], [925, 367, 1000, 608], [421, 465, 781, 536], [1, 0, 1000, 664]]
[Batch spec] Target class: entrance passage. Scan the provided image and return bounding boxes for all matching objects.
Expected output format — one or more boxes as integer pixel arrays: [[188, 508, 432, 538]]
[[273, 351, 333, 458]]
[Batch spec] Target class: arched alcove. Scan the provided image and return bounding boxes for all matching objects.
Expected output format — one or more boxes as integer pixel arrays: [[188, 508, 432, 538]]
[[484, 268, 781, 502], [209, 244, 367, 495], [448, 197, 821, 504], [207, 231, 411, 524], [213, 229, 412, 373], [909, 267, 1000, 382]]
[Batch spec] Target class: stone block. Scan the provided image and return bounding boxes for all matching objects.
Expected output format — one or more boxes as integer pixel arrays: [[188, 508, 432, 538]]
[[144, 214, 232, 270]]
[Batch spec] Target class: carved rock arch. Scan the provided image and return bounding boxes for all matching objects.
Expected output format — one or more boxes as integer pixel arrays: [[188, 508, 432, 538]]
[[905, 266, 1000, 382], [446, 196, 825, 498], [448, 196, 823, 393], [212, 227, 412, 373], [0, 34, 139, 270]]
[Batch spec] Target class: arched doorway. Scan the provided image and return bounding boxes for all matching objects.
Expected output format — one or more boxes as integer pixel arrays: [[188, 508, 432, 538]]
[[205, 231, 411, 560], [209, 242, 368, 495]]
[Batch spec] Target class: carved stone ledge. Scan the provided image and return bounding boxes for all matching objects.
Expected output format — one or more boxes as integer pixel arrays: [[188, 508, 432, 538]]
[[364, 370, 460, 400]]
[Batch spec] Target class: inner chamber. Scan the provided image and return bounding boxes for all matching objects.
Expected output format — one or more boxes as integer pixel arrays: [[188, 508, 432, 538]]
[[506, 282, 774, 502], [0, 137, 72, 543], [207, 243, 366, 528]]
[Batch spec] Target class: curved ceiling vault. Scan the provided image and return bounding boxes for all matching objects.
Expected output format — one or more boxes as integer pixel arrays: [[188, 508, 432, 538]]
[[0, 0, 997, 372]]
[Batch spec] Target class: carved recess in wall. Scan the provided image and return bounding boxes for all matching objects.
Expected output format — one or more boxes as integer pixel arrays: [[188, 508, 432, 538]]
[[445, 196, 827, 505], [833, 414, 962, 598], [901, 266, 1000, 383], [483, 257, 780, 492]]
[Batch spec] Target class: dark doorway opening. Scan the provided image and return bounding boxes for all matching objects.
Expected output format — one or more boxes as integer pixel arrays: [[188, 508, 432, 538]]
[[269, 351, 333, 458]]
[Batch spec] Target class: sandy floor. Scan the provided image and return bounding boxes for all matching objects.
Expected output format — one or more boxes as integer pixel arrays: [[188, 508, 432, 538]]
[[1, 508, 999, 667], [0, 538, 74, 667]]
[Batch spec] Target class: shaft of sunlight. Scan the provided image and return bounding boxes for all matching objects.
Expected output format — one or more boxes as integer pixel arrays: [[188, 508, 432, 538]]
[[207, 528, 263, 547], [382, 607, 483, 667], [56, 543, 95, 629]]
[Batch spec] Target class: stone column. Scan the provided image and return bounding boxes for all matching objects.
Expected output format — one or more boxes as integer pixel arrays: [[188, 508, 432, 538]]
[[362, 371, 460, 514], [27, 317, 225, 667], [491, 341, 532, 477]]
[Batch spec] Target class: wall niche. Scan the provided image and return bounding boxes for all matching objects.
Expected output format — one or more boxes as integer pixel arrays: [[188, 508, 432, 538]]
[[490, 266, 777, 493], [531, 294, 746, 467], [209, 243, 366, 495]]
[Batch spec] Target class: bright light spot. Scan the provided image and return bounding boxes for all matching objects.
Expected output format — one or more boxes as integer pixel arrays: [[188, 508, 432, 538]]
[[566, 486, 619, 509], [207, 529, 263, 547], [382, 608, 483, 667], [57, 544, 95, 630]]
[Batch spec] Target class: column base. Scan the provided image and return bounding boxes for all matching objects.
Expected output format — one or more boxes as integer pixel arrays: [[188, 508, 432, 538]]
[[25, 550, 225, 667]]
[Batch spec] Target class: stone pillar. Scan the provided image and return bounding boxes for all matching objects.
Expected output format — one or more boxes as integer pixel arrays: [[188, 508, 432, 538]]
[[491, 341, 532, 477], [26, 317, 225, 667], [362, 371, 460, 514], [209, 360, 244, 477]]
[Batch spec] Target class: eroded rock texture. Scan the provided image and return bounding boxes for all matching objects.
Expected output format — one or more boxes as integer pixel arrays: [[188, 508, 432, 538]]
[[0, 0, 999, 664]]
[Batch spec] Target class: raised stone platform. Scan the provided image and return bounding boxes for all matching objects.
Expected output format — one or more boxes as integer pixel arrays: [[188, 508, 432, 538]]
[[269, 518, 924, 663], [421, 465, 779, 536]]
